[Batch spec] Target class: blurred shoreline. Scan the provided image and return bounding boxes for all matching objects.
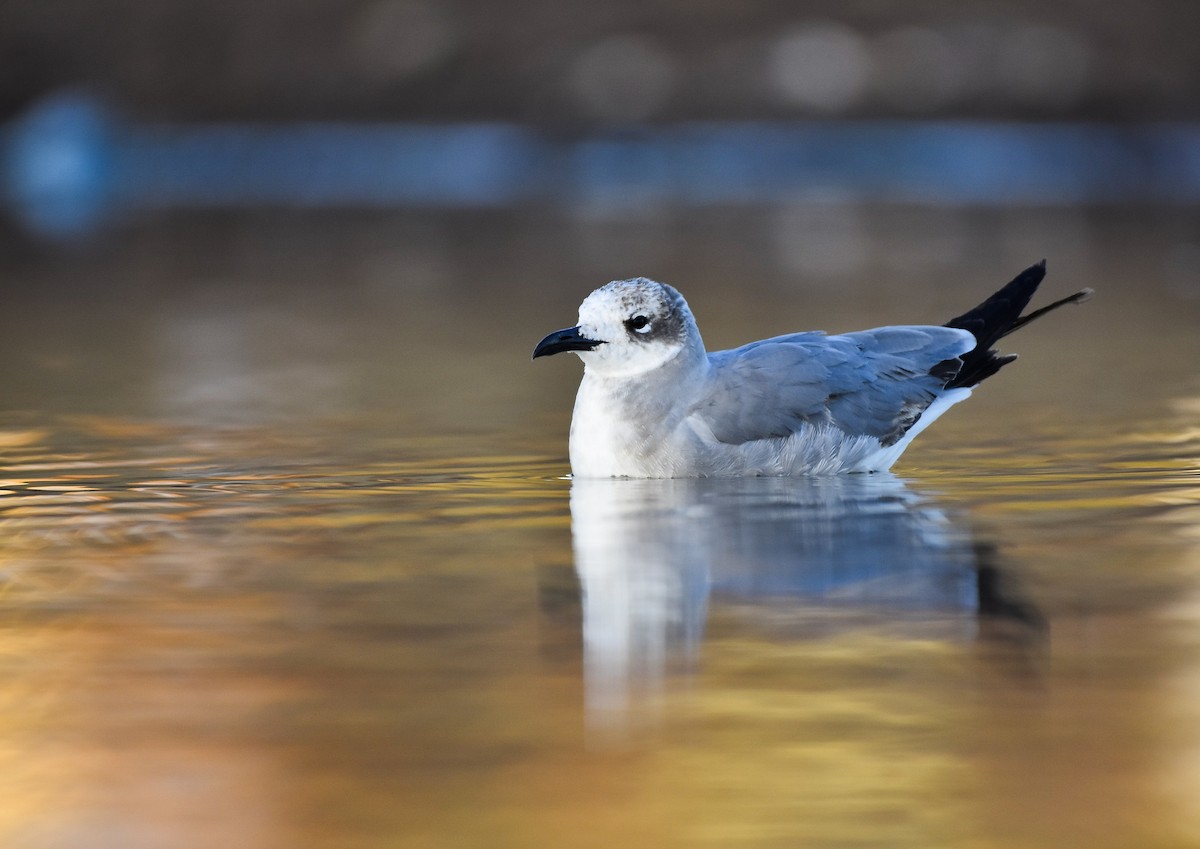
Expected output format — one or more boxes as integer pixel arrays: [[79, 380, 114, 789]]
[[4, 92, 1199, 240]]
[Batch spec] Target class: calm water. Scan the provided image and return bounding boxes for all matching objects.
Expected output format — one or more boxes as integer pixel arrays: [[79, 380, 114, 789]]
[[1, 209, 1199, 848]]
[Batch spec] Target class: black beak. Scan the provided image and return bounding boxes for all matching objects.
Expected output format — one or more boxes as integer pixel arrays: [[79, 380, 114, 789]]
[[532, 326, 604, 360]]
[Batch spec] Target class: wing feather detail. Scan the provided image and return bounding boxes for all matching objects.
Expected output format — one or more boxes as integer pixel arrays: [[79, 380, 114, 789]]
[[691, 326, 975, 447]]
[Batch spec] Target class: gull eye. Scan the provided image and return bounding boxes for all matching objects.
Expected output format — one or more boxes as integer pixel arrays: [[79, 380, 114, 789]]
[[625, 315, 651, 334]]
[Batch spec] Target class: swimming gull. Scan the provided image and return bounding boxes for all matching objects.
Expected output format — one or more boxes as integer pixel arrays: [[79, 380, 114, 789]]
[[533, 261, 1091, 478]]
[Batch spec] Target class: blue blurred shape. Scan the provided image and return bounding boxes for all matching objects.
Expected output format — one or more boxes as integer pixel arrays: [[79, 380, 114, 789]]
[[3, 92, 119, 238], [1146, 124, 1200, 201], [121, 122, 545, 208], [4, 91, 1200, 239], [570, 122, 1200, 205]]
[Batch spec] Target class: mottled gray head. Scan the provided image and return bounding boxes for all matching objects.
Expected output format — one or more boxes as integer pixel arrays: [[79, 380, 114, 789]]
[[533, 278, 703, 377]]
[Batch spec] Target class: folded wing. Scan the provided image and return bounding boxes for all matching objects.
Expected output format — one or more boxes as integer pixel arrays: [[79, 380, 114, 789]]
[[691, 326, 975, 447]]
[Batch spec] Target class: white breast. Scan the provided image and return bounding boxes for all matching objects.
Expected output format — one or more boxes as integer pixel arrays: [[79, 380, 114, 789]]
[[569, 376, 644, 477]]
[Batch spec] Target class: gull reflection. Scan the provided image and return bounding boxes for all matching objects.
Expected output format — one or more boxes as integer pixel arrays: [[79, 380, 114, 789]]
[[569, 473, 1036, 733]]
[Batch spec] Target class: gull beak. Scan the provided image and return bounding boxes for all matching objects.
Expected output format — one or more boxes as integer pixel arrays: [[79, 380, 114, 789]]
[[532, 326, 604, 360]]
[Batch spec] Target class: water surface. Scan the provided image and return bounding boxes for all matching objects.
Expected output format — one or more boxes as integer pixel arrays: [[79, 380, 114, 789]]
[[1, 210, 1199, 848]]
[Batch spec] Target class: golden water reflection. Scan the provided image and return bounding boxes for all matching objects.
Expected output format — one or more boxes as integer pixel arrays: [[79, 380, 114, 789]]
[[570, 474, 1015, 737], [0, 409, 1199, 848]]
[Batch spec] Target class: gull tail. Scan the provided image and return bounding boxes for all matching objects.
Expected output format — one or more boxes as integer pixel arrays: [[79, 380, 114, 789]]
[[943, 260, 1092, 390]]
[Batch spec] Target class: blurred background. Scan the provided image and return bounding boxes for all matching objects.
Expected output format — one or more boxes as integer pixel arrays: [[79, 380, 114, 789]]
[[0, 0, 1197, 428], [3, 0, 1197, 125]]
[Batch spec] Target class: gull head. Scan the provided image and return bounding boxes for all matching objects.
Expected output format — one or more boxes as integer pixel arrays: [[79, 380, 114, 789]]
[[533, 278, 701, 378]]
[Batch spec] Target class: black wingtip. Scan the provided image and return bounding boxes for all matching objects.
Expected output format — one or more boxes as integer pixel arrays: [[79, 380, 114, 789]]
[[943, 261, 1089, 390], [1001, 286, 1093, 338], [945, 261, 1048, 345]]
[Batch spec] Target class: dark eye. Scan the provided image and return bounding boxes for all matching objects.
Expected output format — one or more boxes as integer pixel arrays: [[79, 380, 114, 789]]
[[625, 315, 651, 333]]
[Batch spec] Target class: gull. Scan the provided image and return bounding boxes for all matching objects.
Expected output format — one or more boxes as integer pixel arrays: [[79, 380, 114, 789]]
[[533, 262, 1091, 478]]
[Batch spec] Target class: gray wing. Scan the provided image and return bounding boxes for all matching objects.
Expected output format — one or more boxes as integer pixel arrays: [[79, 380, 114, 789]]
[[692, 326, 975, 447]]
